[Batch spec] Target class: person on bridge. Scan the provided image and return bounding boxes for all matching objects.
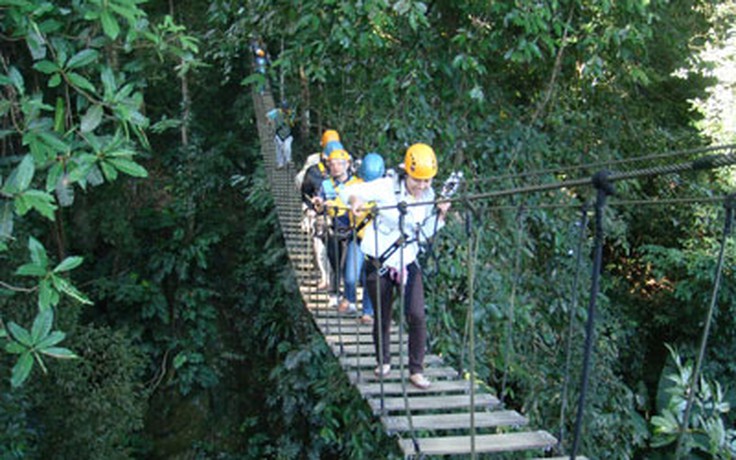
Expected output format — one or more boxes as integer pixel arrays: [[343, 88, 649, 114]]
[[342, 152, 386, 325], [313, 147, 361, 311], [295, 129, 341, 291], [266, 100, 295, 169], [341, 143, 451, 390]]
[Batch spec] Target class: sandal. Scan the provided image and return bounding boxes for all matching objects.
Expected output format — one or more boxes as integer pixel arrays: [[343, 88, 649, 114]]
[[360, 314, 374, 325], [374, 364, 391, 377], [409, 373, 431, 390]]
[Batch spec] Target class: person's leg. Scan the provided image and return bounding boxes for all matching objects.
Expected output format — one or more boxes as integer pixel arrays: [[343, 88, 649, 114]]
[[343, 239, 359, 304], [284, 135, 293, 165], [366, 262, 393, 368], [313, 215, 330, 290], [274, 135, 284, 168], [404, 262, 427, 376]]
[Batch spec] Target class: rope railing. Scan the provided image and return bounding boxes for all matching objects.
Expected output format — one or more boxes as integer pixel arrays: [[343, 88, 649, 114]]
[[467, 143, 736, 185]]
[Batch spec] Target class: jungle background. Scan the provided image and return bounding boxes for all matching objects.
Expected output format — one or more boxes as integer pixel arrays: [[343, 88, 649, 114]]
[[1, 0, 735, 458]]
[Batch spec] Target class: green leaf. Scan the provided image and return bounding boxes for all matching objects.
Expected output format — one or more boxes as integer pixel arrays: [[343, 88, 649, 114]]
[[67, 72, 96, 93], [50, 275, 93, 305], [54, 256, 83, 273], [40, 347, 78, 359], [30, 308, 53, 344], [100, 9, 120, 39], [0, 201, 13, 240], [108, 158, 148, 177], [8, 66, 25, 94], [15, 262, 47, 276], [1, 154, 35, 194], [33, 60, 60, 74], [38, 278, 59, 310], [35, 331, 65, 349], [81, 104, 104, 133], [66, 49, 99, 69], [7, 322, 32, 347], [5, 341, 25, 354], [28, 236, 48, 267], [15, 190, 57, 220], [11, 352, 34, 387], [48, 73, 62, 88], [100, 160, 118, 181]]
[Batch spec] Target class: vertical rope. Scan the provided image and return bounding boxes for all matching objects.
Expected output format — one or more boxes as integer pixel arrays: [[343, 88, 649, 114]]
[[373, 216, 386, 414], [674, 194, 735, 459], [558, 202, 589, 451], [465, 208, 482, 459], [500, 205, 525, 403], [570, 171, 614, 459], [397, 203, 420, 456]]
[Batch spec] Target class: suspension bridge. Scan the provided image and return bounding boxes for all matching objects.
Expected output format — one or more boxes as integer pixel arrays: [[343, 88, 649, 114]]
[[250, 78, 735, 459]]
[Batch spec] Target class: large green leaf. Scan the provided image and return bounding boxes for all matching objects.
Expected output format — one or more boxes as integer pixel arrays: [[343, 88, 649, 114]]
[[100, 9, 120, 40], [38, 278, 60, 310], [40, 347, 78, 359], [50, 274, 93, 305], [11, 352, 34, 387], [15, 190, 57, 219], [1, 154, 35, 194], [7, 322, 32, 347], [54, 255, 83, 273], [0, 201, 13, 239], [81, 104, 104, 133], [108, 157, 148, 177], [27, 236, 48, 268], [15, 262, 48, 276], [33, 59, 60, 74], [35, 331, 66, 349], [67, 72, 96, 93], [66, 49, 99, 69], [30, 308, 53, 344]]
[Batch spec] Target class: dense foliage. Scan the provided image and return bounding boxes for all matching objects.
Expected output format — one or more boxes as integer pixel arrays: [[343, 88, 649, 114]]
[[1, 0, 735, 459]]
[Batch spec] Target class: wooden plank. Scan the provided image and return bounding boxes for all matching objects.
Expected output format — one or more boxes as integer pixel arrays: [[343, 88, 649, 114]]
[[341, 354, 443, 369], [348, 366, 459, 383], [368, 393, 500, 413], [357, 379, 473, 396], [383, 410, 528, 432], [398, 431, 557, 456], [531, 456, 588, 460], [324, 333, 398, 344]]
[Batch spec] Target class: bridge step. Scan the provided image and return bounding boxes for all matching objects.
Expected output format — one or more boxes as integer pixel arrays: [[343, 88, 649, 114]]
[[384, 410, 528, 432], [368, 393, 500, 413], [398, 431, 557, 456]]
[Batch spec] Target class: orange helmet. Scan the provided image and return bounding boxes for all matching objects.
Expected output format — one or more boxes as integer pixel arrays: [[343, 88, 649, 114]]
[[321, 129, 340, 148], [404, 143, 438, 179]]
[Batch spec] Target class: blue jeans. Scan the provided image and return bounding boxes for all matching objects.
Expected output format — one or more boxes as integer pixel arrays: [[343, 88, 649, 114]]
[[344, 239, 373, 317]]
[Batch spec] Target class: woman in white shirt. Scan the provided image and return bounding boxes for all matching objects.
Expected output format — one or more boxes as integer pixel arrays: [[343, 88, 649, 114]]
[[342, 143, 450, 389]]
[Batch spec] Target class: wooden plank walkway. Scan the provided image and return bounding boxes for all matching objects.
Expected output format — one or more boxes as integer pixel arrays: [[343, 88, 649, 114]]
[[251, 84, 576, 458]]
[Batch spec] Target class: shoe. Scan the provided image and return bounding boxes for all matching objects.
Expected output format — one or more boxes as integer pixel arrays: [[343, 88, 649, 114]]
[[328, 294, 339, 308], [316, 280, 329, 290], [338, 300, 357, 314], [409, 373, 431, 390], [360, 314, 374, 325], [374, 364, 391, 377]]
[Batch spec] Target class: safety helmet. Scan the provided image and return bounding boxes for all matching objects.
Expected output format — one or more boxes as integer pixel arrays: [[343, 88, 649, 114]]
[[359, 152, 385, 182], [404, 143, 438, 179], [256, 48, 266, 57], [321, 129, 340, 148], [328, 148, 350, 162], [323, 140, 344, 160]]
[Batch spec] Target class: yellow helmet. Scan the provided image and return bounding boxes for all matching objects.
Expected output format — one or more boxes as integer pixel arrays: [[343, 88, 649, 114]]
[[404, 143, 437, 179], [321, 129, 340, 148], [328, 148, 350, 161]]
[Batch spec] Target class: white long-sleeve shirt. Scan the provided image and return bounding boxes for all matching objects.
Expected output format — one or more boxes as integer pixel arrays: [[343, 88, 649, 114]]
[[340, 175, 443, 270]]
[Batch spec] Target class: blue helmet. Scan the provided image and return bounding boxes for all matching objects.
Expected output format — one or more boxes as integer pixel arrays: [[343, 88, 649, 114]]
[[359, 152, 385, 182], [323, 140, 344, 159]]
